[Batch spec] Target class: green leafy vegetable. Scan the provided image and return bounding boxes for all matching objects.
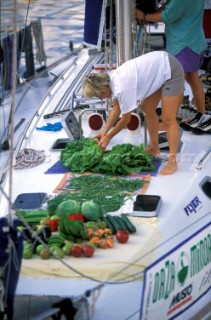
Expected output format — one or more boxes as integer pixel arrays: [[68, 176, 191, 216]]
[[60, 138, 154, 175], [60, 138, 103, 173]]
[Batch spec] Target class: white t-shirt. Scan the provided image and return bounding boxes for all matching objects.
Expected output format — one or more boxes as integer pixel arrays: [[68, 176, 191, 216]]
[[109, 51, 171, 114]]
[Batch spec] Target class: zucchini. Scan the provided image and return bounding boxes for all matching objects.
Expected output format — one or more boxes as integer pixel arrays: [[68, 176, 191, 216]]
[[121, 213, 136, 233]]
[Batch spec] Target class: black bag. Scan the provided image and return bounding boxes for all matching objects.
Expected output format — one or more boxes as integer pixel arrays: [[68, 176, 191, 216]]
[[136, 0, 158, 13]]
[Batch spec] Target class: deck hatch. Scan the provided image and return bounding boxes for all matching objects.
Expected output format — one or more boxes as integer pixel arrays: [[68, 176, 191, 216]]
[[199, 176, 211, 199], [13, 192, 48, 210]]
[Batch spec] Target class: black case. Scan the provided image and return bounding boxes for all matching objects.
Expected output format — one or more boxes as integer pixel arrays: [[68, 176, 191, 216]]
[[131, 194, 162, 217]]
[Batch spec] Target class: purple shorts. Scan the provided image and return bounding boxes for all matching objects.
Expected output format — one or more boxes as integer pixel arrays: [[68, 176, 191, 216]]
[[175, 48, 205, 73]]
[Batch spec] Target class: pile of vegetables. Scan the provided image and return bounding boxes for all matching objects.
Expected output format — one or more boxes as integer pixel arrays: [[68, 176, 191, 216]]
[[19, 199, 137, 260], [60, 138, 154, 175], [47, 174, 145, 214]]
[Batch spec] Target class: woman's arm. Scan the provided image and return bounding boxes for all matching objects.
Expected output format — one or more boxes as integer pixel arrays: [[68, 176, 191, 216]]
[[97, 100, 131, 149], [102, 99, 121, 136], [136, 0, 188, 25], [136, 7, 163, 23]]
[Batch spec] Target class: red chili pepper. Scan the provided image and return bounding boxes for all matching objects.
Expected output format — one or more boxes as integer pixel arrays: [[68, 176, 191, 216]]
[[68, 213, 84, 221]]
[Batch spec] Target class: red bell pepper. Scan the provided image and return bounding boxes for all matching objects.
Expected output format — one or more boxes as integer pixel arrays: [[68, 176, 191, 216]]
[[47, 219, 59, 232]]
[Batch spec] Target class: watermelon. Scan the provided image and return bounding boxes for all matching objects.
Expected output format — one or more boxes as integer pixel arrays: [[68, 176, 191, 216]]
[[55, 200, 81, 217], [81, 201, 102, 221]]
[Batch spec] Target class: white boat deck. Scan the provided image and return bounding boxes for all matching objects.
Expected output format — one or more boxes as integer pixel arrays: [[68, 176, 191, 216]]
[[10, 54, 211, 319]]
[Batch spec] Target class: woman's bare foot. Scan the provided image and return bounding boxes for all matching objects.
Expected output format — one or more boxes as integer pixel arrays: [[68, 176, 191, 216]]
[[159, 161, 178, 175], [145, 146, 160, 157]]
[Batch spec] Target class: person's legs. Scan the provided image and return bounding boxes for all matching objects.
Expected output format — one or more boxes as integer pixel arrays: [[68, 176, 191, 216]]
[[141, 89, 162, 156], [160, 92, 183, 175], [185, 71, 205, 114], [175, 48, 206, 128]]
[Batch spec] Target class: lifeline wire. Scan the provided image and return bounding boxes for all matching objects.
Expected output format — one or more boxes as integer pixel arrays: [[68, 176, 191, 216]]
[[3, 0, 32, 221], [8, 0, 18, 225]]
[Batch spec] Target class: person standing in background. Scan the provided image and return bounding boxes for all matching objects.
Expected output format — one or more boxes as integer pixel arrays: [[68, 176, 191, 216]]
[[136, 0, 207, 130]]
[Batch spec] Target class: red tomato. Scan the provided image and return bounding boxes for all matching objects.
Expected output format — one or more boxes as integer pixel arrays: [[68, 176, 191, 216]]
[[71, 245, 83, 257], [116, 230, 129, 244], [83, 244, 95, 257]]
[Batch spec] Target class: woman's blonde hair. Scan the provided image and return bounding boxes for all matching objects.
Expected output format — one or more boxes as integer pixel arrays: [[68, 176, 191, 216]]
[[82, 73, 110, 98]]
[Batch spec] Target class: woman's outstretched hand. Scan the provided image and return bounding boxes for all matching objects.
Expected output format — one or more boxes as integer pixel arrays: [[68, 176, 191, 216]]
[[94, 133, 110, 151]]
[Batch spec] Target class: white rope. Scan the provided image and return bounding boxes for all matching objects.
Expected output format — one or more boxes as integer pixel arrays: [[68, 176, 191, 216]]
[[14, 148, 45, 169]]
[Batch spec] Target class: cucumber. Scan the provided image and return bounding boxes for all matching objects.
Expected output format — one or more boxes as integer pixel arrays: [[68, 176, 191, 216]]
[[106, 215, 121, 234], [17, 210, 49, 218], [20, 216, 47, 223], [113, 216, 127, 231], [17, 210, 49, 223], [103, 216, 115, 234], [121, 214, 136, 233]]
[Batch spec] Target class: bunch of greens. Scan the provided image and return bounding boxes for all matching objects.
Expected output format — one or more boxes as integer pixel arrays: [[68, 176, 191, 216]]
[[60, 138, 154, 175], [92, 143, 154, 174], [48, 174, 145, 214], [69, 174, 144, 192], [61, 138, 103, 173]]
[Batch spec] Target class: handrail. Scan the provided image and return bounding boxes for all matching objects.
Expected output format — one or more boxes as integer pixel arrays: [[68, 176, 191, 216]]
[[196, 147, 211, 170]]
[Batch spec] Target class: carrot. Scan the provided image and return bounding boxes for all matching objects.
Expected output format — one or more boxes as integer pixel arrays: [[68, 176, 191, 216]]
[[86, 227, 94, 234], [98, 239, 108, 249], [90, 236, 100, 244], [92, 231, 100, 238], [106, 234, 113, 240], [103, 228, 112, 235], [97, 229, 105, 237], [106, 238, 114, 248], [86, 228, 94, 239]]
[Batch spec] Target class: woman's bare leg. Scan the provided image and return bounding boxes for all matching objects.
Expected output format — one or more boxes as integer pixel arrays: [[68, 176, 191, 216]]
[[142, 89, 162, 156], [160, 93, 183, 175]]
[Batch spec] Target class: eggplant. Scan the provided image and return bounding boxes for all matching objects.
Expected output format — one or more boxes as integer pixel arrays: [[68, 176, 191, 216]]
[[42, 226, 52, 241], [22, 228, 33, 241], [32, 232, 46, 253]]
